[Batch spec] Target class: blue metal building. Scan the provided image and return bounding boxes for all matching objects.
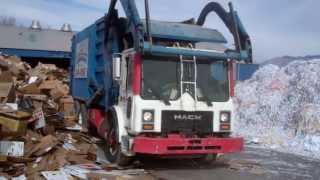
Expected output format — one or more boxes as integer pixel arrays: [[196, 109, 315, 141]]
[[0, 24, 74, 60]]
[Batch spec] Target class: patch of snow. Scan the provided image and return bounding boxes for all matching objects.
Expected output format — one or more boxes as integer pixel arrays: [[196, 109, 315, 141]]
[[234, 59, 320, 159]]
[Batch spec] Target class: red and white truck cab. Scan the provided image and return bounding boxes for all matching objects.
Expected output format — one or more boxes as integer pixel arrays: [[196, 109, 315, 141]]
[[86, 48, 243, 164], [71, 1, 251, 165]]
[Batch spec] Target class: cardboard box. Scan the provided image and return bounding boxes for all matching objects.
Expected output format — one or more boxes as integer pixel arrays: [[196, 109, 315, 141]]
[[59, 96, 77, 127], [59, 96, 75, 116], [0, 111, 31, 134], [27, 135, 59, 157], [38, 80, 60, 91], [50, 84, 68, 100], [0, 71, 15, 103], [18, 83, 41, 94], [0, 155, 8, 162], [23, 94, 47, 102]]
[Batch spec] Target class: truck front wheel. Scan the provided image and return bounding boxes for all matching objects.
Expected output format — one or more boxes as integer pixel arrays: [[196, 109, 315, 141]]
[[74, 100, 90, 132], [197, 154, 217, 163], [104, 113, 132, 166]]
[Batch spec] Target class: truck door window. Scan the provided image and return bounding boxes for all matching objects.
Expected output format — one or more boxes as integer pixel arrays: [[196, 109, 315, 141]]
[[126, 55, 134, 94]]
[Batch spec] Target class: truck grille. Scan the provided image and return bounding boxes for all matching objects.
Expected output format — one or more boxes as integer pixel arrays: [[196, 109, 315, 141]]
[[161, 111, 213, 134]]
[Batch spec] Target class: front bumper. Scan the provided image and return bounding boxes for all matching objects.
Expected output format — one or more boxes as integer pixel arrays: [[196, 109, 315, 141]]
[[133, 135, 243, 155]]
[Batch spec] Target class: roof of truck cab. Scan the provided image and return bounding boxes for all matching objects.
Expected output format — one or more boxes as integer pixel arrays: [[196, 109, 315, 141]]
[[93, 17, 227, 44], [142, 20, 227, 43]]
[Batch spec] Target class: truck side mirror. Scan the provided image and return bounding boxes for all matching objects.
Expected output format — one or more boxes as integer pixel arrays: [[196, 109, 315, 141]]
[[112, 54, 121, 81]]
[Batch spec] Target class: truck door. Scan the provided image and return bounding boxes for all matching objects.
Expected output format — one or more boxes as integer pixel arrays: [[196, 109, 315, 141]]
[[119, 52, 134, 124]]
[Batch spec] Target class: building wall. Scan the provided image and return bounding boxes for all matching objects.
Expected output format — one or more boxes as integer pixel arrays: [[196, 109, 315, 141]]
[[0, 25, 73, 59]]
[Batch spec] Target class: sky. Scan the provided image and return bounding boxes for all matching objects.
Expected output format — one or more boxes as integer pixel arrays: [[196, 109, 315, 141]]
[[0, 0, 319, 62]]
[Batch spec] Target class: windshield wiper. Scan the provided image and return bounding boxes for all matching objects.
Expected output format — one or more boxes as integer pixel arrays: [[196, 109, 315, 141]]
[[144, 79, 171, 105]]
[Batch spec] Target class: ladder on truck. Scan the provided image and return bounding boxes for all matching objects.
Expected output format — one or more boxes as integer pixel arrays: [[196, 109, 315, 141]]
[[174, 43, 198, 107]]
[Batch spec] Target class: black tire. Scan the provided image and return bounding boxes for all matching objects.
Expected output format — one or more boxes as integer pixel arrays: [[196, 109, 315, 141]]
[[104, 111, 132, 166], [74, 100, 90, 133], [197, 154, 217, 163]]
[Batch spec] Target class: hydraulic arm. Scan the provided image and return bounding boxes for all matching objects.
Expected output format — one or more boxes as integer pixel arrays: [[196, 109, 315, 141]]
[[197, 2, 252, 63], [104, 0, 252, 62]]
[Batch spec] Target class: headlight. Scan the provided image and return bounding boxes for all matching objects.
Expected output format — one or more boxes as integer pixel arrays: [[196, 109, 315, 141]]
[[220, 112, 230, 122], [142, 110, 154, 122]]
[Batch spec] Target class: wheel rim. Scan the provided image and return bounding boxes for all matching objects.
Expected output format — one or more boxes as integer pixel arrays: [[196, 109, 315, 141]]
[[107, 124, 119, 156], [78, 113, 83, 124]]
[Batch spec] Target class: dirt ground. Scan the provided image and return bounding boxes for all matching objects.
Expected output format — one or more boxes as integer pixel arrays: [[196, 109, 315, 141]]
[[96, 145, 320, 180], [141, 146, 320, 180]]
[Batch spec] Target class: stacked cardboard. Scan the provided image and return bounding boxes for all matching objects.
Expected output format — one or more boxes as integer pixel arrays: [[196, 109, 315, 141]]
[[0, 55, 94, 179], [0, 55, 152, 180]]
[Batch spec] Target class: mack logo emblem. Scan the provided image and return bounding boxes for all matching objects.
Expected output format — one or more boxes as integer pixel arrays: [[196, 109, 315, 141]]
[[174, 114, 202, 120], [161, 111, 213, 134]]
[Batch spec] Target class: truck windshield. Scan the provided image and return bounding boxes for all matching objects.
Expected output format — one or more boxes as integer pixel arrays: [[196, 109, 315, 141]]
[[141, 56, 229, 102]]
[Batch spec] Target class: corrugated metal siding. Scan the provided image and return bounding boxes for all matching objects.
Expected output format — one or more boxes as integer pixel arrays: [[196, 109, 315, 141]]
[[0, 25, 73, 52]]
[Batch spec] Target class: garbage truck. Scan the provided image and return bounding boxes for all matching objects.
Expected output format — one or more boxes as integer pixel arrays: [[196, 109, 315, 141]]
[[70, 0, 252, 165]]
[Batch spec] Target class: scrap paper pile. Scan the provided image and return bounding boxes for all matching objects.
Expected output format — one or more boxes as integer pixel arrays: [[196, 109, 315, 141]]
[[234, 59, 320, 159]]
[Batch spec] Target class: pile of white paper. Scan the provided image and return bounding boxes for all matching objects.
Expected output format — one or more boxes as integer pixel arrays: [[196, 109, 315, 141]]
[[234, 59, 320, 159]]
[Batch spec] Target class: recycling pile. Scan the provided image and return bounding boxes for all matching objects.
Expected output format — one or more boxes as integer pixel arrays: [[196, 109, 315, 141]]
[[0, 55, 108, 179], [234, 59, 320, 159]]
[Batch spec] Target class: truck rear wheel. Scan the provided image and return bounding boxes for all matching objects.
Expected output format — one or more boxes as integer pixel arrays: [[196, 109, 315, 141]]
[[104, 113, 132, 166], [74, 100, 90, 132]]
